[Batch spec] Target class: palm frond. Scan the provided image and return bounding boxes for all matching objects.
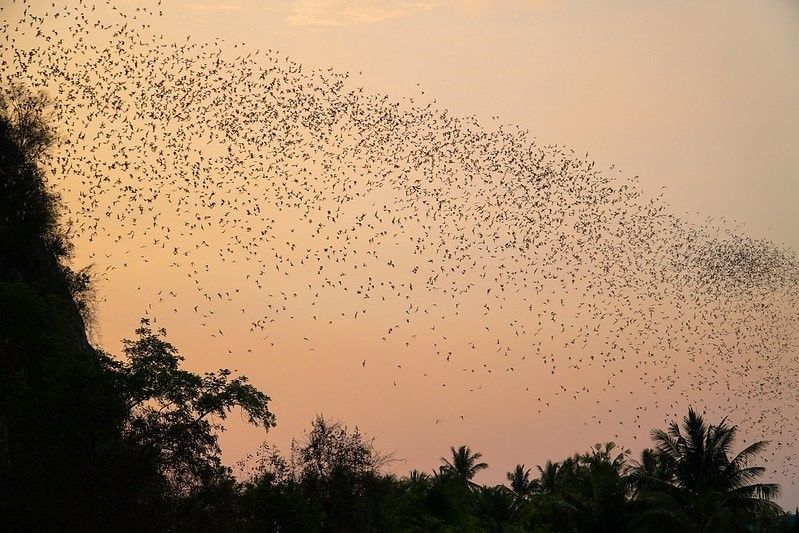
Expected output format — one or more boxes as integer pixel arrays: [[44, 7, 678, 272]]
[[729, 440, 769, 469]]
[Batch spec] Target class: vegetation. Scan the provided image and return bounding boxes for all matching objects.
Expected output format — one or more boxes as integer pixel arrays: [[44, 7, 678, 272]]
[[0, 86, 793, 531]]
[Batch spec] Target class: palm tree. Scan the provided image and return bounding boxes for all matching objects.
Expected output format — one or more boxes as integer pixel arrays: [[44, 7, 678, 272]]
[[406, 469, 430, 485], [402, 469, 432, 490], [506, 464, 537, 497], [629, 448, 673, 495], [473, 485, 519, 532], [536, 456, 579, 496], [647, 407, 781, 532], [441, 445, 488, 487], [558, 443, 643, 533], [536, 459, 561, 495]]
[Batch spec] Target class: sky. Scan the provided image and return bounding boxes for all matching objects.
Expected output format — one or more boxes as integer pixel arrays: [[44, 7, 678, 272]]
[[167, 0, 799, 249], [144, 0, 799, 497], [3, 0, 799, 505]]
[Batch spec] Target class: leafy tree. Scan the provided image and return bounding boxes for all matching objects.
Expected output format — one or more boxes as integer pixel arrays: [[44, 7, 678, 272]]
[[290, 415, 391, 481], [0, 84, 66, 260], [0, 83, 56, 164], [242, 415, 398, 531], [112, 318, 275, 491]]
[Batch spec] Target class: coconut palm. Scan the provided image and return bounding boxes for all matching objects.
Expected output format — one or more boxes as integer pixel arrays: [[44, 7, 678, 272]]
[[506, 464, 537, 497], [441, 445, 488, 487], [629, 447, 674, 495], [647, 407, 781, 532], [556, 443, 644, 533], [536, 459, 561, 495], [406, 469, 430, 485], [473, 485, 519, 532], [536, 455, 580, 496]]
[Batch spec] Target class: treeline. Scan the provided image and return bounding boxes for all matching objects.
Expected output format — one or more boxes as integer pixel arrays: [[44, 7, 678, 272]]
[[228, 413, 795, 532], [0, 86, 794, 532]]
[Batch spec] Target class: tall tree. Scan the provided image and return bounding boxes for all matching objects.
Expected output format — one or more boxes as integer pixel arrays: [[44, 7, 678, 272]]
[[648, 407, 781, 531], [441, 445, 489, 487], [113, 318, 275, 491], [629, 447, 674, 496], [558, 442, 640, 533], [507, 464, 537, 497]]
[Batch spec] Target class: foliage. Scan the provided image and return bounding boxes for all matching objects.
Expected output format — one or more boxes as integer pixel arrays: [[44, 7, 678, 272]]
[[113, 318, 275, 491], [507, 464, 537, 498], [0, 83, 56, 164], [441, 444, 489, 487], [0, 84, 66, 259], [642, 407, 783, 532]]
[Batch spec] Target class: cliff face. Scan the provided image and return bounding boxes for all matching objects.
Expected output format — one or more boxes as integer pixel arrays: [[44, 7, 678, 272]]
[[0, 110, 94, 505], [0, 244, 91, 354], [0, 114, 91, 355]]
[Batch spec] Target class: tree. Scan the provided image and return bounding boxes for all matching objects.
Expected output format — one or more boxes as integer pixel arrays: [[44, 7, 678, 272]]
[[629, 447, 673, 496], [402, 466, 478, 531], [507, 464, 537, 497], [407, 469, 431, 485], [290, 415, 394, 482], [112, 318, 275, 491], [0, 83, 56, 164], [441, 445, 489, 487], [536, 456, 580, 496], [0, 84, 66, 259], [647, 407, 782, 532], [473, 485, 520, 532], [246, 415, 399, 531], [558, 442, 641, 533], [536, 459, 561, 495]]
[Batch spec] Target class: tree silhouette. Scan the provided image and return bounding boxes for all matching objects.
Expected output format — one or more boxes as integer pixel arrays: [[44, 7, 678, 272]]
[[507, 464, 537, 497], [113, 318, 275, 490], [629, 447, 674, 496], [558, 443, 642, 533], [536, 459, 561, 495], [647, 407, 782, 531], [441, 445, 489, 487], [473, 485, 519, 532], [0, 84, 55, 164], [0, 84, 65, 259]]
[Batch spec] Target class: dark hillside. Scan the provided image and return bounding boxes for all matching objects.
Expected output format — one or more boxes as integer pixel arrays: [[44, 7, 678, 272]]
[[0, 89, 275, 530], [0, 95, 90, 353], [0, 103, 127, 529]]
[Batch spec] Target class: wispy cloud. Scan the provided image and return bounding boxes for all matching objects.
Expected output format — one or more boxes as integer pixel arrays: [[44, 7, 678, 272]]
[[287, 0, 436, 27]]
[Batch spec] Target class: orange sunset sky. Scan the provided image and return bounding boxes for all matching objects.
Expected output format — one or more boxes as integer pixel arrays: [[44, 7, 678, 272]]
[[3, 0, 798, 506]]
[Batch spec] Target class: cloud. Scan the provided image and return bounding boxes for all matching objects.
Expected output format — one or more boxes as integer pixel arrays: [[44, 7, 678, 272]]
[[287, 0, 436, 27]]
